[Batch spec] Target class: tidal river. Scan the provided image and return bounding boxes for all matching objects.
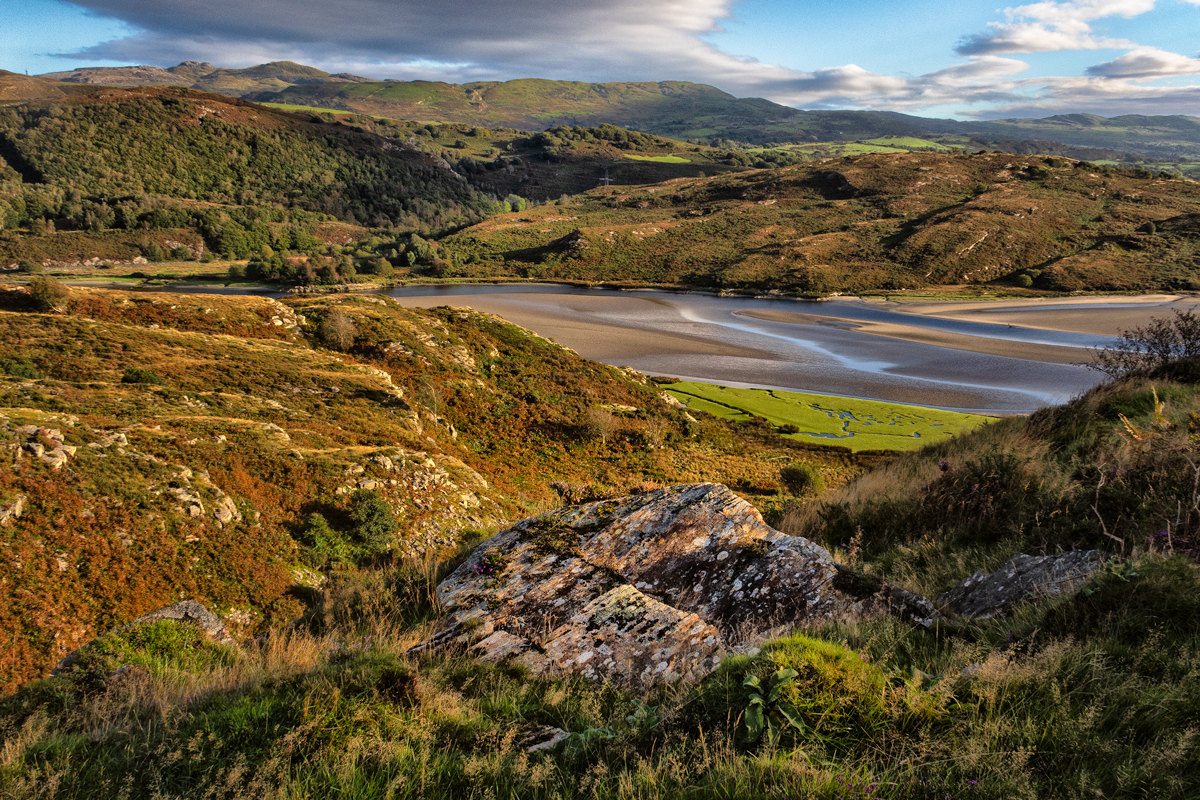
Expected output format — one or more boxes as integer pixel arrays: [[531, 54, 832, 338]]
[[158, 282, 1196, 415], [381, 284, 1151, 415]]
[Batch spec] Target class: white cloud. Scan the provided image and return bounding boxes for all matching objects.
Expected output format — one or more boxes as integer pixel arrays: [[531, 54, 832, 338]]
[[1086, 47, 1200, 78], [957, 0, 1153, 55]]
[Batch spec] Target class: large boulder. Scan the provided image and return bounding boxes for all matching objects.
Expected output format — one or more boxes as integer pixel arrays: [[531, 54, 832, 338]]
[[417, 483, 936, 688], [937, 551, 1104, 620]]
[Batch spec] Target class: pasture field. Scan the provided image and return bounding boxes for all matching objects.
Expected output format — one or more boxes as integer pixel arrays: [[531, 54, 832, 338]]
[[624, 154, 692, 163], [661, 380, 993, 451]]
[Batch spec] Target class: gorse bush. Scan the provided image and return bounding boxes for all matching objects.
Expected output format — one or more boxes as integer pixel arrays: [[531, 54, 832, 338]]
[[27, 275, 67, 311], [348, 489, 398, 556], [780, 462, 826, 495]]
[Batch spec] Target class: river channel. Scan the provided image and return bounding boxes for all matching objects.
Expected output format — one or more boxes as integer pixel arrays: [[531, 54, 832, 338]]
[[153, 283, 1196, 415], [379, 284, 1130, 415]]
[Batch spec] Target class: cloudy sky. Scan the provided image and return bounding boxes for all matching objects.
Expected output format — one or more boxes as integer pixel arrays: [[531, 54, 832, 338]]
[[4, 0, 1199, 119]]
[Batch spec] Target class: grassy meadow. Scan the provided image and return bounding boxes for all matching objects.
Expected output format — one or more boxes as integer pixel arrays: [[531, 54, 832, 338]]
[[661, 381, 993, 452]]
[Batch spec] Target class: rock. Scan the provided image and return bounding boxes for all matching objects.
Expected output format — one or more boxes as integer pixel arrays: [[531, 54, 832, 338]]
[[417, 483, 937, 688], [53, 600, 235, 675], [938, 551, 1105, 619], [0, 495, 26, 526], [39, 447, 70, 469], [522, 726, 571, 753]]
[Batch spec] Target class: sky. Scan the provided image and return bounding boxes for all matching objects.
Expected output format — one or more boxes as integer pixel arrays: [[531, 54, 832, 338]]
[[2, 0, 1198, 119]]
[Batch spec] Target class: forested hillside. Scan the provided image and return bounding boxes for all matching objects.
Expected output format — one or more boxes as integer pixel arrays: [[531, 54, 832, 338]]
[[0, 83, 497, 260]]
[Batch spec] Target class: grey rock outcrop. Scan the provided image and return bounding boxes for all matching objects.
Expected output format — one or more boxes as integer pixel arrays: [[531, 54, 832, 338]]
[[938, 551, 1104, 619], [417, 483, 937, 688]]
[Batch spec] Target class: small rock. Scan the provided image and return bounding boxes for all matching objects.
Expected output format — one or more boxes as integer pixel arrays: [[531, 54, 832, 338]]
[[938, 551, 1104, 619]]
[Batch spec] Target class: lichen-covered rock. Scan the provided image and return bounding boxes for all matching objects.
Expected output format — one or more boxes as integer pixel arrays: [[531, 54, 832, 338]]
[[418, 483, 937, 688], [938, 551, 1104, 619]]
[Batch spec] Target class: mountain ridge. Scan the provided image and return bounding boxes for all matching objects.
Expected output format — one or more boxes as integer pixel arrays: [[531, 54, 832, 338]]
[[26, 61, 1200, 162]]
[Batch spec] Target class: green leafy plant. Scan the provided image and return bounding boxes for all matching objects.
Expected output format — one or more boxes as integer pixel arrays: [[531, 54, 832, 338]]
[[743, 667, 806, 744]]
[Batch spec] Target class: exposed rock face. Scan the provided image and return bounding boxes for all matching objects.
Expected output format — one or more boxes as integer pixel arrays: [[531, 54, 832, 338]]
[[938, 551, 1104, 619], [419, 483, 937, 688], [53, 600, 235, 675]]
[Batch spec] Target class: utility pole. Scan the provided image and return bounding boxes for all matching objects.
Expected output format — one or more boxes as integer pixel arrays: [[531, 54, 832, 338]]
[[598, 168, 613, 187]]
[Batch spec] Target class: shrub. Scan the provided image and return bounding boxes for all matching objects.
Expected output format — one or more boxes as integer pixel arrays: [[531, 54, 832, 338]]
[[298, 512, 354, 569], [1090, 309, 1200, 378], [348, 490, 397, 555], [780, 462, 826, 495], [227, 263, 246, 281], [318, 311, 357, 351], [28, 275, 67, 311], [121, 366, 165, 385], [16, 260, 42, 274]]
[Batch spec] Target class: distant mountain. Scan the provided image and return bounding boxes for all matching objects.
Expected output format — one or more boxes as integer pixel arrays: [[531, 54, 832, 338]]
[[28, 62, 1200, 163], [39, 61, 375, 97]]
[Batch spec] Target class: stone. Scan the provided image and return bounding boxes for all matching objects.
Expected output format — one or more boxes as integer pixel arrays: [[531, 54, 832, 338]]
[[938, 551, 1105, 619], [0, 495, 26, 526], [417, 483, 937, 688]]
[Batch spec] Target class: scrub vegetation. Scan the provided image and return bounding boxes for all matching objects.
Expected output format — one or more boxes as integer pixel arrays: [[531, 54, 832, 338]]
[[2, 326, 1200, 797]]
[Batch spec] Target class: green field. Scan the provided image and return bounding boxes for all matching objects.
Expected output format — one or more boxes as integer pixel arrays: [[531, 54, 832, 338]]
[[662, 381, 992, 451], [260, 102, 357, 116], [624, 154, 692, 163]]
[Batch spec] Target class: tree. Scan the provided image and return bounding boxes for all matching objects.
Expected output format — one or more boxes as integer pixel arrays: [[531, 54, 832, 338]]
[[348, 490, 397, 555], [318, 310, 357, 351], [585, 407, 620, 446], [28, 275, 68, 311]]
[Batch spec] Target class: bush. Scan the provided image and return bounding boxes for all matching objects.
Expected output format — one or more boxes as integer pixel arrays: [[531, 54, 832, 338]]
[[27, 275, 67, 311], [1091, 309, 1200, 378], [16, 260, 42, 274], [780, 462, 826, 495], [227, 263, 246, 280], [348, 490, 397, 555], [298, 512, 354, 569], [121, 366, 165, 385], [318, 311, 357, 351]]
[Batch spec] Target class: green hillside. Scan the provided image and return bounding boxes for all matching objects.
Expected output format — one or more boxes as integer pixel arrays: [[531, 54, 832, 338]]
[[434, 150, 1200, 293]]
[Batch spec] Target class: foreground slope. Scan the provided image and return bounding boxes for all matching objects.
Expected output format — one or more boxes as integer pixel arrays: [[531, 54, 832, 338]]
[[439, 150, 1200, 292], [2, 341, 1198, 798], [0, 284, 856, 687]]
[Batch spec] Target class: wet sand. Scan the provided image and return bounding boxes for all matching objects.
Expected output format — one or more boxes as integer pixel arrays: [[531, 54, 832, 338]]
[[392, 290, 1101, 413], [734, 309, 1088, 364], [889, 294, 1200, 337]]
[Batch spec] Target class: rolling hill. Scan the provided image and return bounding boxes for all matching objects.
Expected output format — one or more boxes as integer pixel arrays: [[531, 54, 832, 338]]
[[30, 62, 1200, 164], [435, 151, 1200, 293]]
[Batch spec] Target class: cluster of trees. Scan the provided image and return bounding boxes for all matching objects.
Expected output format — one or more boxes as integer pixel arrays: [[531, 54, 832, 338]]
[[0, 92, 498, 236], [242, 231, 450, 286]]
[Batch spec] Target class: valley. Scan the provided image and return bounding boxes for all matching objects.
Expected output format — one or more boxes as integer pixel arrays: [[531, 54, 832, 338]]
[[0, 55, 1199, 800]]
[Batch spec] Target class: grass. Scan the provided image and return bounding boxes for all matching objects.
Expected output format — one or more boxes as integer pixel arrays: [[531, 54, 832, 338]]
[[662, 381, 993, 452], [3, 293, 1200, 797], [623, 154, 692, 164]]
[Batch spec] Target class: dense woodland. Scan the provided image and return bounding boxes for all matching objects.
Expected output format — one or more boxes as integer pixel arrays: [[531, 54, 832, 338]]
[[0, 89, 498, 250]]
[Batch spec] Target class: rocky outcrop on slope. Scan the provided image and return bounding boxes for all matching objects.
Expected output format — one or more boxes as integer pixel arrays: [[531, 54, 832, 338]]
[[938, 551, 1104, 619], [417, 483, 937, 688]]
